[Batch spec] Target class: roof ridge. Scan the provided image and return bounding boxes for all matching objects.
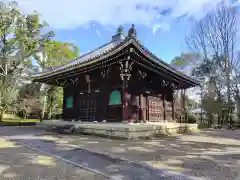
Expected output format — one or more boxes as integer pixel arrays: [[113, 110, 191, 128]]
[[73, 40, 115, 62]]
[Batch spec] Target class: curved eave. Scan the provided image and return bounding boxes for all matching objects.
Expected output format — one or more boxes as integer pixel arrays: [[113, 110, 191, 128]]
[[130, 39, 200, 87], [31, 39, 131, 81], [31, 37, 200, 88]]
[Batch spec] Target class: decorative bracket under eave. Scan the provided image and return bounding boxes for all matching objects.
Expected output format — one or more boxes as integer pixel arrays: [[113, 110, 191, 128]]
[[119, 55, 134, 81], [101, 67, 112, 78], [137, 69, 147, 80]]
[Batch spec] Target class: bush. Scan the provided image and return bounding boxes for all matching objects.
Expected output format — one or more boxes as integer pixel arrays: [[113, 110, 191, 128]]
[[187, 114, 197, 124], [198, 122, 209, 129], [233, 121, 240, 129]]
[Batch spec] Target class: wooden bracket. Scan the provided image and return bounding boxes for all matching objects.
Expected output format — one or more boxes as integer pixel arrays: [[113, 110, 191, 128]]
[[101, 67, 111, 78]]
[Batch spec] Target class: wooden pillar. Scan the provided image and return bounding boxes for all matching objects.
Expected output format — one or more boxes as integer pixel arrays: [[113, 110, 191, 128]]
[[139, 95, 142, 120], [122, 77, 129, 121], [163, 91, 166, 120], [62, 86, 66, 120], [172, 91, 175, 121], [146, 95, 149, 121], [181, 89, 186, 123], [119, 52, 134, 123], [139, 95, 145, 121]]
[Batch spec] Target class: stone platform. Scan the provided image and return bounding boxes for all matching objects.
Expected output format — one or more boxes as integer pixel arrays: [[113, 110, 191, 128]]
[[41, 120, 199, 139]]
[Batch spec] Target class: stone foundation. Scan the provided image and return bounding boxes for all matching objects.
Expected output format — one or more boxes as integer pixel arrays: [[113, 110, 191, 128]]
[[41, 120, 199, 139]]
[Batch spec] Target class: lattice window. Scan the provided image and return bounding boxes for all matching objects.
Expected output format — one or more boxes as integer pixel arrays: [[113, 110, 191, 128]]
[[79, 97, 96, 121]]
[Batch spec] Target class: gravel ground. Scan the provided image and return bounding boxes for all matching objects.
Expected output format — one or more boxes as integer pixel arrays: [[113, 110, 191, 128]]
[[0, 137, 110, 180], [0, 126, 239, 180], [45, 129, 239, 180]]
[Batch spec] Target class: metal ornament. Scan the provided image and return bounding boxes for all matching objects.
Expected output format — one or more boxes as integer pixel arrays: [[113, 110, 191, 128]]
[[128, 24, 137, 38], [70, 77, 79, 84], [170, 82, 177, 89], [119, 57, 134, 81], [162, 80, 169, 87], [85, 74, 90, 83], [101, 67, 111, 78], [138, 70, 147, 79], [63, 80, 69, 88]]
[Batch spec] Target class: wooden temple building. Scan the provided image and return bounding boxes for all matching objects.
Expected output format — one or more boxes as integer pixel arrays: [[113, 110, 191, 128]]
[[32, 25, 200, 123]]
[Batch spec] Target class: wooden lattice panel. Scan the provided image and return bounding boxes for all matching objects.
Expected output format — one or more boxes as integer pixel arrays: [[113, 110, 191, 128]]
[[78, 95, 96, 121], [148, 96, 164, 122]]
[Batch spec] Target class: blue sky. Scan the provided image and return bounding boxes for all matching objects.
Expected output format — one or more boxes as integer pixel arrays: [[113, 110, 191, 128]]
[[13, 0, 239, 63], [53, 21, 192, 63]]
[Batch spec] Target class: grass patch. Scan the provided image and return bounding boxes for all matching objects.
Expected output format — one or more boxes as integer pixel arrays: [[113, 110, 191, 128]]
[[190, 128, 200, 133], [3, 113, 20, 119], [0, 119, 40, 126]]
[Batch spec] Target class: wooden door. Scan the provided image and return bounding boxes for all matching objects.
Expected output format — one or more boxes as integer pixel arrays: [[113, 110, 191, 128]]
[[148, 96, 164, 122], [78, 93, 97, 121]]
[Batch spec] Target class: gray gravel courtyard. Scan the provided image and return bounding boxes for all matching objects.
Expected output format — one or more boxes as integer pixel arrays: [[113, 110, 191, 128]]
[[0, 137, 109, 180], [0, 126, 239, 180]]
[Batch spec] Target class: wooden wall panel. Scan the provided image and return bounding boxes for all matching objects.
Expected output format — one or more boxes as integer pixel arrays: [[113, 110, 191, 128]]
[[165, 100, 173, 121], [140, 95, 147, 120], [63, 84, 78, 120]]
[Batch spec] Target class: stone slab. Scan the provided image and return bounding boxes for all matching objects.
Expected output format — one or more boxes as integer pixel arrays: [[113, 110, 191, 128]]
[[41, 120, 199, 139]]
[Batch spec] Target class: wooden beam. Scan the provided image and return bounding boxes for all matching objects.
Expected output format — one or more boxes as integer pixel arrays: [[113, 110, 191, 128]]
[[172, 91, 175, 121]]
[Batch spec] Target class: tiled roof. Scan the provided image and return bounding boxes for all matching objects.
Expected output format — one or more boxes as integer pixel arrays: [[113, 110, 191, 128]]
[[130, 40, 200, 85], [31, 35, 200, 86], [31, 35, 125, 78]]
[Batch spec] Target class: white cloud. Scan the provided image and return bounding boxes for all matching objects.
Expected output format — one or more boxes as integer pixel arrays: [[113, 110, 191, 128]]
[[152, 24, 169, 34], [95, 29, 101, 37], [11, 0, 236, 34]]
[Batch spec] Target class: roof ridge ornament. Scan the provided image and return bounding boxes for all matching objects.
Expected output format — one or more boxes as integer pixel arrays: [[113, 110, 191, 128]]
[[128, 24, 137, 38]]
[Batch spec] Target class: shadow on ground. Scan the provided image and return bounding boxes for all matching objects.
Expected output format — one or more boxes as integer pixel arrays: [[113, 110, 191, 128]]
[[0, 137, 108, 180], [1, 127, 239, 180]]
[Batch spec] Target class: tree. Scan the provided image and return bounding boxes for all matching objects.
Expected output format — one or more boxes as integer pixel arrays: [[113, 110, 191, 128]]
[[0, 1, 54, 121], [229, 52, 240, 123], [18, 83, 42, 99], [186, 1, 239, 125], [37, 40, 79, 68], [18, 95, 42, 119], [17, 82, 42, 118], [186, 1, 237, 100], [171, 55, 198, 122], [171, 56, 188, 67], [34, 40, 79, 119], [172, 90, 185, 122], [46, 86, 63, 119]]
